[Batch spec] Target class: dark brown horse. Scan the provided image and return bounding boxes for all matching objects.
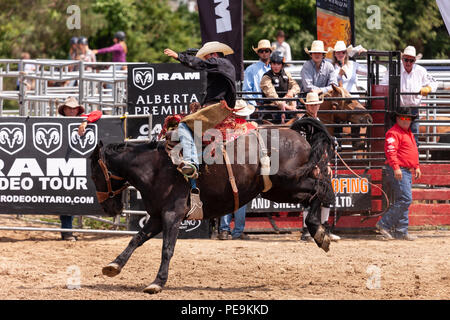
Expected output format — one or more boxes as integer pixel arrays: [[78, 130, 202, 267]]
[[321, 84, 373, 150], [90, 119, 335, 294]]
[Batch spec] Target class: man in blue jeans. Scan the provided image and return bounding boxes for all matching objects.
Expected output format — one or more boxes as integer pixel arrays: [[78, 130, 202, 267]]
[[218, 205, 249, 240], [376, 107, 421, 241]]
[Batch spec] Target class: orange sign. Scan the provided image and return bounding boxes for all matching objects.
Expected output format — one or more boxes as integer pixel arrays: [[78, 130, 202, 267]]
[[317, 6, 353, 58]]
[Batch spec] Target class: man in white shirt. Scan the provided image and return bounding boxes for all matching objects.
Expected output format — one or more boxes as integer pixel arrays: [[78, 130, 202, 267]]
[[272, 30, 292, 62], [382, 46, 437, 143]]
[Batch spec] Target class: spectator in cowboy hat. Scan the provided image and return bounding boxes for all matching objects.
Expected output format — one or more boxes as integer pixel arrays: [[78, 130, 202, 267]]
[[329, 40, 368, 94], [376, 107, 421, 241], [381, 46, 437, 144], [272, 30, 292, 63], [57, 97, 102, 241], [301, 40, 338, 94], [242, 39, 275, 106]]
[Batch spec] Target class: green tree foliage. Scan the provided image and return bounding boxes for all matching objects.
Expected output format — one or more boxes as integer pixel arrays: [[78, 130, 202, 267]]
[[354, 0, 402, 51], [0, 0, 200, 63], [0, 0, 448, 63], [243, 0, 316, 60]]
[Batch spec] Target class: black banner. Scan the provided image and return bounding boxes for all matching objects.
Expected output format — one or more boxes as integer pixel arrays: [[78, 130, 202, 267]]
[[127, 63, 206, 139], [247, 174, 371, 212], [197, 0, 244, 81], [0, 117, 125, 215]]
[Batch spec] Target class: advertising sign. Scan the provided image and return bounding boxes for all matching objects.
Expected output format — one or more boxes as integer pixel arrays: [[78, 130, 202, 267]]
[[127, 63, 206, 139], [316, 0, 355, 57], [0, 117, 125, 215], [247, 174, 371, 212], [197, 0, 244, 81]]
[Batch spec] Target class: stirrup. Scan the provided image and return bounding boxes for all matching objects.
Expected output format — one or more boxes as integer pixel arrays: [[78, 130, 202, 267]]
[[177, 162, 199, 180], [185, 188, 203, 220]]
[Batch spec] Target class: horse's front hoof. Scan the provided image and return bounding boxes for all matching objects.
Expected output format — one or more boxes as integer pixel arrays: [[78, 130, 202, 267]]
[[102, 263, 121, 277], [143, 283, 162, 294], [313, 225, 331, 252]]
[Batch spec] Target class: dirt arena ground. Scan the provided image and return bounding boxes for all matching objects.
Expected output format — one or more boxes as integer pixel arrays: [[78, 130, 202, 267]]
[[0, 215, 449, 300]]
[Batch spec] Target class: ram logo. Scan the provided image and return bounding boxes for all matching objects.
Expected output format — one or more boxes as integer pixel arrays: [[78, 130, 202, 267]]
[[0, 123, 26, 155], [133, 67, 154, 90], [33, 123, 62, 155], [68, 123, 97, 155]]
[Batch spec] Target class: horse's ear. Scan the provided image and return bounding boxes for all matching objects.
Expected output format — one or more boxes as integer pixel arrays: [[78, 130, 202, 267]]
[[338, 80, 343, 87], [98, 140, 104, 147], [332, 83, 343, 96]]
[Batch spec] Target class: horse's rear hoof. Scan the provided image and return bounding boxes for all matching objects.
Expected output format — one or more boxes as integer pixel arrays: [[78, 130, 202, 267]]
[[102, 263, 121, 277], [143, 284, 162, 294]]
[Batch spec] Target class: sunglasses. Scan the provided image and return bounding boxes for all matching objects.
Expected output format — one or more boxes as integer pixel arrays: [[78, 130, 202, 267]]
[[398, 116, 412, 121], [258, 49, 271, 54], [403, 58, 415, 63]]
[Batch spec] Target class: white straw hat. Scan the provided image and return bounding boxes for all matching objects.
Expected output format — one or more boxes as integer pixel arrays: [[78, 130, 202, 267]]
[[303, 92, 323, 105], [252, 39, 275, 54], [196, 41, 234, 60], [329, 40, 350, 53], [401, 46, 422, 60], [305, 40, 329, 55], [234, 99, 255, 117]]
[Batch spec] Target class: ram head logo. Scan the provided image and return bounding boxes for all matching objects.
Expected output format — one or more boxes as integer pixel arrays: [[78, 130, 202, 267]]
[[33, 123, 62, 155], [0, 123, 26, 155], [133, 67, 154, 90], [68, 123, 97, 156]]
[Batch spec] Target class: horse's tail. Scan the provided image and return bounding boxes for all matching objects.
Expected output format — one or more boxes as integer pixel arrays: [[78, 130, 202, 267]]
[[290, 118, 335, 178]]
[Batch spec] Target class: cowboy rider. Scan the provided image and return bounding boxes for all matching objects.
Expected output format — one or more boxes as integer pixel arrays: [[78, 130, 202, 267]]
[[164, 42, 236, 178]]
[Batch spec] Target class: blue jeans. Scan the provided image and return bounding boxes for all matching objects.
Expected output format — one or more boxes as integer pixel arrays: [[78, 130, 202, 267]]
[[378, 166, 412, 235], [219, 205, 247, 237], [177, 122, 199, 168]]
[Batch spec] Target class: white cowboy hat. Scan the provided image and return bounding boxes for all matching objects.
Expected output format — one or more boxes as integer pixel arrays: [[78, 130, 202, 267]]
[[234, 99, 255, 117], [57, 96, 85, 116], [305, 40, 329, 55], [401, 46, 422, 60], [195, 41, 234, 60], [328, 40, 351, 53], [252, 39, 275, 54], [303, 92, 323, 105]]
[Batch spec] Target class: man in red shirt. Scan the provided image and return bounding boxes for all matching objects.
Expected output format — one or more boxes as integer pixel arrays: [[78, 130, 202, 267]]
[[376, 107, 422, 241]]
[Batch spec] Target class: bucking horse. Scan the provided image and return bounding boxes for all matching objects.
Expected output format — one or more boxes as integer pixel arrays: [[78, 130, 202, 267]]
[[90, 118, 335, 294]]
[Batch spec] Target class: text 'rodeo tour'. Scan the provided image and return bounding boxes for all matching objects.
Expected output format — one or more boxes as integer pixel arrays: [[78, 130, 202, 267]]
[[0, 158, 87, 191]]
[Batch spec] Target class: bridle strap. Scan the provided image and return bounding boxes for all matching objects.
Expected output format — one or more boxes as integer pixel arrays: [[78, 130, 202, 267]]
[[96, 158, 129, 203]]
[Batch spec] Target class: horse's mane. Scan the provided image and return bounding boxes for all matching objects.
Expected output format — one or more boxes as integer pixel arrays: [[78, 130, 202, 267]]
[[290, 117, 335, 178], [103, 139, 162, 158]]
